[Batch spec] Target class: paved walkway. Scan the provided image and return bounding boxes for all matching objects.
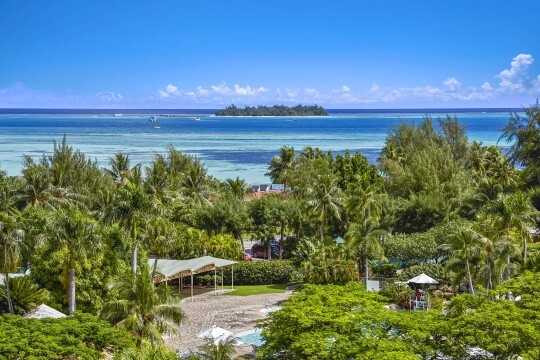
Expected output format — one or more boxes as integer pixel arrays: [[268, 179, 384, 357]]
[[165, 288, 292, 357]]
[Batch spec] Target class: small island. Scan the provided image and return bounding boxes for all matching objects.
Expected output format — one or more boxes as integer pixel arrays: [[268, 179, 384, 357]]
[[215, 104, 328, 116]]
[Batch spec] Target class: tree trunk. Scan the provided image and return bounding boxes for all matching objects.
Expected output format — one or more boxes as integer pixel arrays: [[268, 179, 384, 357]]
[[465, 258, 475, 295], [131, 244, 138, 275], [279, 222, 284, 260], [319, 222, 324, 241], [364, 252, 369, 280], [69, 268, 76, 315], [5, 273, 14, 314], [523, 237, 528, 265], [267, 241, 272, 260]]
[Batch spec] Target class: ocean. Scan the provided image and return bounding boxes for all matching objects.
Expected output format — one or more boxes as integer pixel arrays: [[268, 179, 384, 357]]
[[0, 109, 520, 184]]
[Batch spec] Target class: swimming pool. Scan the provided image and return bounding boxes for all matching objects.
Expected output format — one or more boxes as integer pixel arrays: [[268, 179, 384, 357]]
[[235, 329, 265, 346]]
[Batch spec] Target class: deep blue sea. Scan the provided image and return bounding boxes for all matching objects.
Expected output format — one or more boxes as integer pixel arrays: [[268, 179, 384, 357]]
[[0, 108, 521, 184]]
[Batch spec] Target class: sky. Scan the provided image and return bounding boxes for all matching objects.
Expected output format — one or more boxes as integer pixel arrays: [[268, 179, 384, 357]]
[[1, 0, 540, 109]]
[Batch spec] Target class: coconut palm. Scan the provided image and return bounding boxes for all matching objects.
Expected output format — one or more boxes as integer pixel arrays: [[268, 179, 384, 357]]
[[441, 226, 483, 294], [107, 153, 133, 183], [346, 219, 386, 280], [181, 160, 212, 205], [0, 211, 25, 314], [306, 172, 343, 240], [266, 146, 295, 187], [223, 177, 250, 200], [483, 191, 538, 264], [144, 217, 177, 276], [46, 209, 100, 314], [102, 263, 184, 348], [199, 335, 237, 360]]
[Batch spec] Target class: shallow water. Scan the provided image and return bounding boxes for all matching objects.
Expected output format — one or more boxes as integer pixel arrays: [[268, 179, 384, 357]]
[[0, 109, 517, 184]]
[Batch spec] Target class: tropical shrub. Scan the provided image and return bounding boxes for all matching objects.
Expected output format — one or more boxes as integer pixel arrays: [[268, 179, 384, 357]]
[[0, 313, 134, 359], [0, 277, 51, 315], [221, 260, 300, 285]]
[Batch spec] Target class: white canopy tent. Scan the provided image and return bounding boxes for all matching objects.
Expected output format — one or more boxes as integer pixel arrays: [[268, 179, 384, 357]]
[[407, 273, 439, 288], [149, 256, 237, 302], [407, 273, 439, 285], [24, 304, 66, 319]]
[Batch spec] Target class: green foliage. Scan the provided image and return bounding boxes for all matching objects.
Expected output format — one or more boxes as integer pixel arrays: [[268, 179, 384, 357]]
[[0, 313, 134, 359], [102, 264, 184, 348], [384, 232, 440, 264], [221, 260, 299, 285], [501, 101, 540, 186], [198, 336, 237, 360], [371, 263, 398, 278], [0, 277, 51, 315], [114, 343, 178, 360], [380, 116, 473, 232], [215, 104, 328, 116]]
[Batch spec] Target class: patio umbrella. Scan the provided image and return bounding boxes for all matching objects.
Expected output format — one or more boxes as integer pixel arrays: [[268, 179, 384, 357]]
[[407, 273, 439, 288], [333, 236, 345, 244], [24, 304, 66, 319], [197, 325, 234, 345]]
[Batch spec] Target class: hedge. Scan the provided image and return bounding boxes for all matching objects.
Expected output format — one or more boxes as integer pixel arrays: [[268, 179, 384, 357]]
[[218, 260, 300, 285]]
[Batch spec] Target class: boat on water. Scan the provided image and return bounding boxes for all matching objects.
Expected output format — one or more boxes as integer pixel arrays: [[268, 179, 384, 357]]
[[113, 113, 123, 117], [149, 116, 160, 128], [188, 116, 201, 121]]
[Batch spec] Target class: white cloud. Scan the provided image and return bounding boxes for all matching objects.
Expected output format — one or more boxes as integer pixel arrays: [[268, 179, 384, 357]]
[[498, 53, 534, 93], [304, 88, 319, 97], [234, 84, 268, 96], [443, 77, 461, 91], [96, 91, 124, 102], [481, 82, 493, 91], [369, 83, 380, 93], [158, 83, 181, 98], [342, 85, 351, 93]]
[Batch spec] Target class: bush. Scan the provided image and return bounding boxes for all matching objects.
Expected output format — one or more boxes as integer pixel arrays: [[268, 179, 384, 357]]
[[0, 312, 134, 359], [371, 263, 398, 278], [220, 260, 300, 285]]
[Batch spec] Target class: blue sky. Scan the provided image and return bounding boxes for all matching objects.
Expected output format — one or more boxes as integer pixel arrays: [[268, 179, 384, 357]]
[[1, 0, 539, 108]]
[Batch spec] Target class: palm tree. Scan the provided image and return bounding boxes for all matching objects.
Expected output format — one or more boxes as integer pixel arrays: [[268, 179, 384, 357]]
[[102, 264, 184, 348], [346, 219, 386, 280], [484, 191, 538, 264], [0, 212, 25, 314], [199, 336, 237, 360], [46, 209, 100, 314], [223, 177, 249, 200], [181, 160, 212, 205], [109, 176, 153, 275], [306, 173, 343, 240], [107, 153, 133, 183], [144, 217, 177, 276], [441, 226, 482, 294], [266, 146, 295, 187]]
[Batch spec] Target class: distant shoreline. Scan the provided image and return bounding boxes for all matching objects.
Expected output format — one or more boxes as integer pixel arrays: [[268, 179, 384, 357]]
[[0, 107, 523, 115]]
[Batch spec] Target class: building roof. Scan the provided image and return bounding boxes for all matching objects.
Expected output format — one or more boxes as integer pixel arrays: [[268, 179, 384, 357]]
[[149, 256, 237, 283]]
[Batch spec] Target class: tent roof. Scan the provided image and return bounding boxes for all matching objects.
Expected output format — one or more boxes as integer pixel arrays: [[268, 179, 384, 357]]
[[24, 304, 66, 319], [0, 273, 26, 286], [149, 256, 237, 283], [334, 236, 345, 244], [407, 273, 439, 285]]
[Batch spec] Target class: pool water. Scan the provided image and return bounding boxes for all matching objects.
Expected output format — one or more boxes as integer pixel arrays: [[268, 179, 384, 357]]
[[236, 330, 265, 346]]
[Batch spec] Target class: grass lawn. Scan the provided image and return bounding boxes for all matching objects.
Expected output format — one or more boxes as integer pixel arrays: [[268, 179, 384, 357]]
[[224, 284, 289, 296]]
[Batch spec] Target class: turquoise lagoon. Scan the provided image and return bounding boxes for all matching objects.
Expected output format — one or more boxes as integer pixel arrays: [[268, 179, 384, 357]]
[[0, 109, 518, 184]]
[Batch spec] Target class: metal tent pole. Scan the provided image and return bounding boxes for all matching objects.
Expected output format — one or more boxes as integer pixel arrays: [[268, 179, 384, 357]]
[[232, 266, 234, 290], [221, 268, 224, 294], [191, 273, 194, 302], [214, 268, 217, 295]]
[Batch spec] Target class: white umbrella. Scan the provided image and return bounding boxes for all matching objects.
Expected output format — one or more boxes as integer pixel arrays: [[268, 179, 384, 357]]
[[407, 273, 439, 286], [24, 304, 67, 319], [197, 325, 234, 345]]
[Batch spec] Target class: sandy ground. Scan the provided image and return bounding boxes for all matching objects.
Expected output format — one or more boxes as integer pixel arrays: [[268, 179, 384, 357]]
[[165, 287, 292, 357]]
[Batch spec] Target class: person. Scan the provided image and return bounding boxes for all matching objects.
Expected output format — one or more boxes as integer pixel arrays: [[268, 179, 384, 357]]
[[415, 289, 421, 299]]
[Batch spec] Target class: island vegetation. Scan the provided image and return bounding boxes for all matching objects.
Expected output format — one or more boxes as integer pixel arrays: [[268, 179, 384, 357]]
[[0, 103, 539, 359], [214, 104, 328, 116]]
